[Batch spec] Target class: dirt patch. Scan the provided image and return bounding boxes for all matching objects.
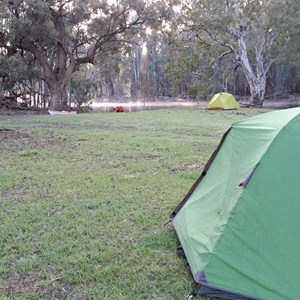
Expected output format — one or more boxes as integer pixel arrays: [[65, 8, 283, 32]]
[[2, 272, 74, 299], [2, 185, 26, 201], [170, 163, 202, 173], [0, 128, 30, 141], [0, 107, 48, 115], [3, 272, 41, 297], [0, 128, 72, 151], [0, 129, 34, 154]]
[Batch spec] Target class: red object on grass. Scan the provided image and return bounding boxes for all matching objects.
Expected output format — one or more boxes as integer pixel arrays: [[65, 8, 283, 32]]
[[115, 106, 124, 112]]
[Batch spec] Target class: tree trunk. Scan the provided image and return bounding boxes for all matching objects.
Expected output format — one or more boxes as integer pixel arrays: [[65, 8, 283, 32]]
[[46, 6, 75, 110], [24, 39, 75, 110], [48, 82, 69, 110], [106, 77, 115, 97], [248, 77, 266, 107], [237, 35, 268, 107]]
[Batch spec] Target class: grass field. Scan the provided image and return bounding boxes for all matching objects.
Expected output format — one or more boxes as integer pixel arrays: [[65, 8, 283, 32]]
[[0, 108, 269, 299]]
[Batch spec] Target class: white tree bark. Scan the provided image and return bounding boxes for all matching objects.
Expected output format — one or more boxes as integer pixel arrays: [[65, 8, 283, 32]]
[[229, 1, 276, 106]]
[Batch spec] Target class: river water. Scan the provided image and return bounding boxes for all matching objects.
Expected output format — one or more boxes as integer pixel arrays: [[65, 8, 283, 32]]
[[92, 101, 202, 112]]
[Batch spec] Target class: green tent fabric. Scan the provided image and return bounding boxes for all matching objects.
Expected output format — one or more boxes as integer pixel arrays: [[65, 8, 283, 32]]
[[207, 92, 240, 110], [171, 108, 300, 300]]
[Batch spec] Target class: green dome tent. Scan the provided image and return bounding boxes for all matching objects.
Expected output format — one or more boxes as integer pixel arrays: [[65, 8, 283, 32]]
[[171, 108, 300, 300], [207, 92, 240, 110]]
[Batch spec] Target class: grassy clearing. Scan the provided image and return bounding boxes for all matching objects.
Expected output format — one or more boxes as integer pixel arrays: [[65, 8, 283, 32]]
[[0, 108, 269, 299]]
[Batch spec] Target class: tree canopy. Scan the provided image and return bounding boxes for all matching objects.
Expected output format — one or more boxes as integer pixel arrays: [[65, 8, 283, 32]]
[[0, 0, 299, 109], [166, 0, 299, 106], [0, 0, 170, 110]]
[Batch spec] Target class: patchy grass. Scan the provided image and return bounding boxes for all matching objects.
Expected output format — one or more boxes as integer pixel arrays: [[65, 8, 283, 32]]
[[0, 108, 269, 299]]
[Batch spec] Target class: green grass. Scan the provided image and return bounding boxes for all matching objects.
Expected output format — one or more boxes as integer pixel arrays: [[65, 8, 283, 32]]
[[0, 108, 270, 299]]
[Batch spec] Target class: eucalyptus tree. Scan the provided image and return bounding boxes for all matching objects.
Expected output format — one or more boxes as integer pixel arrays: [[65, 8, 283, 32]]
[[272, 0, 300, 96], [172, 0, 293, 106], [0, 0, 168, 110], [140, 31, 171, 98], [163, 37, 212, 98], [0, 47, 43, 108]]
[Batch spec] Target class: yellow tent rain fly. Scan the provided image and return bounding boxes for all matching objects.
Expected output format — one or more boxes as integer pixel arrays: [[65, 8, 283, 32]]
[[207, 92, 239, 110]]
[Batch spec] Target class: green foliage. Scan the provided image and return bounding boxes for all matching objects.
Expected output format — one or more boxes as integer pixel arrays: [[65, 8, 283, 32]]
[[166, 0, 300, 101], [8, 0, 56, 47], [70, 68, 96, 106], [20, 149, 38, 157], [188, 84, 209, 100], [0, 53, 41, 90], [0, 0, 170, 109], [0, 0, 299, 106]]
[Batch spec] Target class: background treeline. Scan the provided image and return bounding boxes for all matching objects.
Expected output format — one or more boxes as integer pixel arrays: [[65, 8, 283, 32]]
[[0, 0, 299, 110]]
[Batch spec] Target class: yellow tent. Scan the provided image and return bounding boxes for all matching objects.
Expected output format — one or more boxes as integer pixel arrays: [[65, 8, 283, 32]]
[[207, 92, 239, 110]]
